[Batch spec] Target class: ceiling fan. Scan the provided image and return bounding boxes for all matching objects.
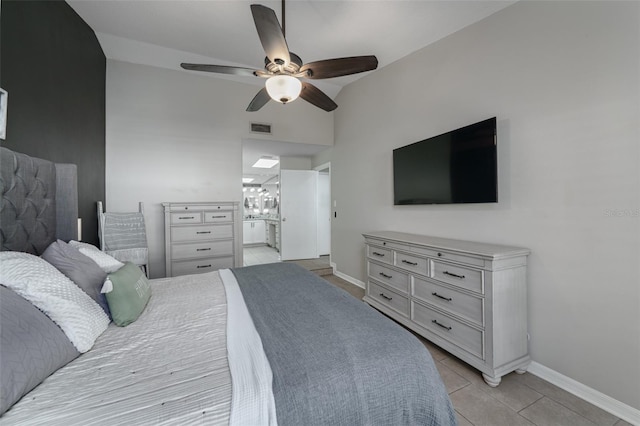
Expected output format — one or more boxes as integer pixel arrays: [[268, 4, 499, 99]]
[[180, 1, 378, 112]]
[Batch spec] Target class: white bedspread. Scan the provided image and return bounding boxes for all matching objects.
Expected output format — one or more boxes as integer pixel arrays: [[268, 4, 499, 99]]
[[219, 269, 277, 426], [1, 272, 232, 425]]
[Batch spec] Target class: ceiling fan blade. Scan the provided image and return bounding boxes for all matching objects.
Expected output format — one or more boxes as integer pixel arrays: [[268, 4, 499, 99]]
[[246, 87, 271, 112], [299, 82, 337, 112], [298, 56, 378, 79], [251, 4, 291, 66], [181, 63, 259, 78]]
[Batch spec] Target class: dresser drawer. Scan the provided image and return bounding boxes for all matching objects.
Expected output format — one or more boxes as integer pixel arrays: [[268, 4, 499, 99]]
[[395, 252, 428, 276], [412, 301, 484, 359], [413, 277, 484, 327], [430, 260, 484, 294], [426, 250, 485, 268], [169, 204, 232, 212], [171, 224, 233, 242], [368, 280, 409, 317], [172, 256, 234, 276], [368, 262, 409, 293], [364, 237, 389, 249], [171, 240, 233, 261], [204, 211, 233, 222], [367, 245, 392, 264], [171, 212, 202, 224]]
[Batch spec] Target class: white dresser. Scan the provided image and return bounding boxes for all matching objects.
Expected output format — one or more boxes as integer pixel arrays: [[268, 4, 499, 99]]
[[363, 231, 530, 387], [163, 202, 242, 277]]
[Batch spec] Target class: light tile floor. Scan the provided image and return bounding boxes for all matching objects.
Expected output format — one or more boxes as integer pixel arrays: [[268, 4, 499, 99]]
[[243, 245, 281, 266], [244, 246, 332, 276], [320, 274, 633, 426]]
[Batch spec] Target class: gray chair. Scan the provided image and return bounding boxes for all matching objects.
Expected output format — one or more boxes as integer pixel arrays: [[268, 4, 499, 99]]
[[97, 201, 149, 277]]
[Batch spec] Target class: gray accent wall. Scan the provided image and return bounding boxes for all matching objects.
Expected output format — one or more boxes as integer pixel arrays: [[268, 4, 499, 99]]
[[331, 1, 639, 411], [0, 0, 105, 246]]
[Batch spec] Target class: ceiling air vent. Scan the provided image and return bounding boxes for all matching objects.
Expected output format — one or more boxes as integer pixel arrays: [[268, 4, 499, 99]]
[[250, 122, 272, 134]]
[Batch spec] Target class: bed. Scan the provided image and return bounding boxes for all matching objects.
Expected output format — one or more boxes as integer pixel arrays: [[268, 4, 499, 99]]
[[0, 147, 456, 425]]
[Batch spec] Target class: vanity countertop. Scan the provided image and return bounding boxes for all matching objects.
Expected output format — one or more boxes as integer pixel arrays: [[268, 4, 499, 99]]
[[244, 216, 280, 221]]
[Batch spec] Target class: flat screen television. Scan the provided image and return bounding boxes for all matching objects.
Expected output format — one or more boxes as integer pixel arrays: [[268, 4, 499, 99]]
[[393, 117, 497, 205]]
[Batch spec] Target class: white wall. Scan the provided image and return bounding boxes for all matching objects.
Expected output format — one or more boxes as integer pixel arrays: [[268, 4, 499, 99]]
[[106, 60, 333, 277], [279, 155, 313, 170], [312, 148, 332, 169], [331, 1, 639, 410]]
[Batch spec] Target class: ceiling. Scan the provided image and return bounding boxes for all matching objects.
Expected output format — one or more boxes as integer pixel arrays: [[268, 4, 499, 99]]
[[68, 0, 516, 182]]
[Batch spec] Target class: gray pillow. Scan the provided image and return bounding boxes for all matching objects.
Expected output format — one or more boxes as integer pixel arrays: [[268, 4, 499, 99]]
[[41, 240, 111, 317], [0, 285, 80, 415]]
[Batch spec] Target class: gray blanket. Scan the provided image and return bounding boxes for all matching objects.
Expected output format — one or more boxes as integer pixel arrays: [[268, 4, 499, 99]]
[[232, 263, 456, 426]]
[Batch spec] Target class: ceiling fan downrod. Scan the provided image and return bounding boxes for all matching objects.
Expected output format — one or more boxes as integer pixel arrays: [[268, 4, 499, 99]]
[[281, 0, 286, 38]]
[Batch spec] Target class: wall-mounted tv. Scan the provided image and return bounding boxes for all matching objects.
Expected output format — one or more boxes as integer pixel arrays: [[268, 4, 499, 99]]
[[393, 117, 497, 205]]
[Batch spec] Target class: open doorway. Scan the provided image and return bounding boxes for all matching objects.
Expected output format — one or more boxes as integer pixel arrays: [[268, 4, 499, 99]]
[[242, 138, 330, 267]]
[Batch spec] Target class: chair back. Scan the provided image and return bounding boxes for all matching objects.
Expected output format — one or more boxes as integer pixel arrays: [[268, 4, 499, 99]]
[[102, 212, 147, 251], [97, 201, 149, 276]]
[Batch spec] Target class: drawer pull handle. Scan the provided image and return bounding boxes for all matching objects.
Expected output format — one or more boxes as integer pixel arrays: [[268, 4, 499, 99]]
[[379, 272, 392, 279], [210, 215, 226, 218], [379, 293, 393, 301], [372, 252, 385, 257], [443, 271, 465, 279], [196, 248, 211, 251], [197, 264, 212, 269], [196, 231, 212, 234], [432, 292, 452, 302], [437, 253, 443, 257], [432, 319, 452, 331], [402, 260, 418, 266], [179, 216, 195, 220]]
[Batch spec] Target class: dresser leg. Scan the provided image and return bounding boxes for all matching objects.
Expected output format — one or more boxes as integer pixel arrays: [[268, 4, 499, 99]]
[[482, 373, 502, 387]]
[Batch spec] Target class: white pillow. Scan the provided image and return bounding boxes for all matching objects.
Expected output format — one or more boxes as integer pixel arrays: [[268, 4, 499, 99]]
[[68, 240, 124, 273], [0, 252, 110, 353]]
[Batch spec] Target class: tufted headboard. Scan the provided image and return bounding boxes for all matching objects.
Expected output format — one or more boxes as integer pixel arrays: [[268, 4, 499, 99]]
[[0, 147, 78, 255]]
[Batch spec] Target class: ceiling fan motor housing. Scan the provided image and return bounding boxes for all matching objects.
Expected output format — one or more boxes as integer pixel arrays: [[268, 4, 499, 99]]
[[265, 52, 303, 75]]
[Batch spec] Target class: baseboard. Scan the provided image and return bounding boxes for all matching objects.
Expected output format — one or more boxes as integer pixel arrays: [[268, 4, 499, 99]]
[[528, 362, 640, 425], [331, 265, 365, 289]]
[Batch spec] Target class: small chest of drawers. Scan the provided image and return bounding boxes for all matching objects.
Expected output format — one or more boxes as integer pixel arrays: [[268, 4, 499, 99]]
[[163, 202, 242, 277], [363, 231, 530, 387]]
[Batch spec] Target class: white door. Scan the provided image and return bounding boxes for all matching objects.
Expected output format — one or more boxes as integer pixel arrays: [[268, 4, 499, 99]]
[[280, 170, 318, 260], [317, 171, 331, 256]]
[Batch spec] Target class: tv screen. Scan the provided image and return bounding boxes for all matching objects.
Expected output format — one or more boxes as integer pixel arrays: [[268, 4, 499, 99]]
[[393, 117, 497, 205]]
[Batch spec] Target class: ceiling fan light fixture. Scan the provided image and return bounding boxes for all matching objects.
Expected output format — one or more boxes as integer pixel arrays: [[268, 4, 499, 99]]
[[265, 75, 302, 104]]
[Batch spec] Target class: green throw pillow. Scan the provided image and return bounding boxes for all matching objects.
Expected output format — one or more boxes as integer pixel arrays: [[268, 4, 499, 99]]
[[105, 263, 152, 327]]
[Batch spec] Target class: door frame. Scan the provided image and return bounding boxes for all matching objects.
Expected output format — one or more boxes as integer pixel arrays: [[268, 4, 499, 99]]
[[314, 162, 331, 260]]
